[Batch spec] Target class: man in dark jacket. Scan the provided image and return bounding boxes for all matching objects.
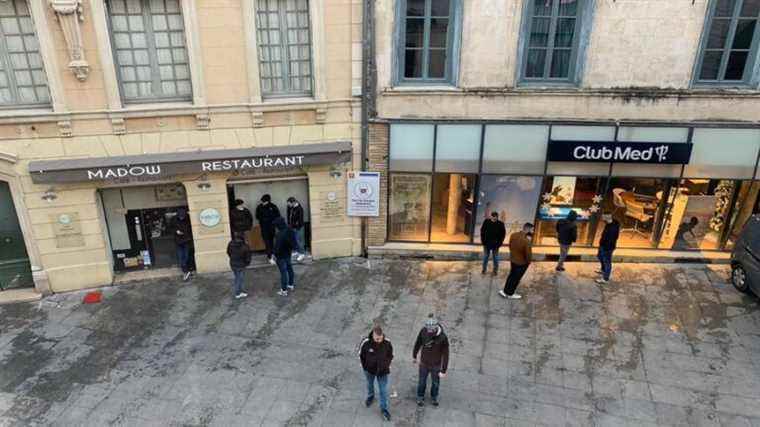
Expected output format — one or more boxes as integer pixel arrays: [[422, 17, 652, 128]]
[[273, 217, 298, 296], [286, 197, 306, 261], [555, 210, 578, 272], [255, 194, 280, 265], [230, 199, 253, 236], [173, 208, 194, 281], [226, 232, 251, 299], [480, 212, 506, 275], [413, 315, 449, 407], [596, 214, 620, 284], [359, 326, 393, 421]]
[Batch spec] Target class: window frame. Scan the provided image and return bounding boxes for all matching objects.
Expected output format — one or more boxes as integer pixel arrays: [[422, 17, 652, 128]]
[[693, 0, 760, 88], [105, 0, 194, 104], [393, 0, 462, 87], [516, 0, 593, 87], [253, 0, 315, 99]]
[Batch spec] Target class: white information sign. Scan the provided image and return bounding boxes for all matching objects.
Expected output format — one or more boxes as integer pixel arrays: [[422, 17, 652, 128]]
[[347, 171, 380, 217]]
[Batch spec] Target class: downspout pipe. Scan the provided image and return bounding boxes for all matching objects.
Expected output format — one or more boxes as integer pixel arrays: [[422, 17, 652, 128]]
[[360, 0, 376, 258]]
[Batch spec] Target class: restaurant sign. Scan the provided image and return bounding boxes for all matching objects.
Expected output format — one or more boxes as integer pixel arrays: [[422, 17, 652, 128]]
[[547, 140, 692, 164]]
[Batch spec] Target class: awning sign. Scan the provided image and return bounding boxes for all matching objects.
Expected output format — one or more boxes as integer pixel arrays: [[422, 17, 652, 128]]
[[547, 140, 692, 164]]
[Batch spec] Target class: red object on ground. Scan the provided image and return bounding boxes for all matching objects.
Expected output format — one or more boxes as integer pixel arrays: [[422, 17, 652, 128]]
[[83, 291, 102, 304]]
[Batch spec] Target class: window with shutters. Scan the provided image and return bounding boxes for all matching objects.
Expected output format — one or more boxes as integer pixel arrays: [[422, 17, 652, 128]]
[[106, 0, 192, 103], [695, 0, 760, 86], [255, 0, 313, 97], [0, 0, 50, 107]]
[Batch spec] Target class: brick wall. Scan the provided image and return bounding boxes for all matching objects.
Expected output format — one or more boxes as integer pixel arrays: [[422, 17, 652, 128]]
[[367, 122, 389, 247]]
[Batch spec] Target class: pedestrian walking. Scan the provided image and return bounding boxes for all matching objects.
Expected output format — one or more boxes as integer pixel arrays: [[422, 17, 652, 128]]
[[556, 210, 578, 271], [480, 212, 506, 275], [230, 199, 253, 237], [226, 232, 252, 299], [499, 222, 534, 300], [255, 194, 280, 265], [413, 314, 449, 407], [273, 217, 298, 296], [286, 197, 306, 262], [359, 326, 393, 421], [173, 208, 193, 281], [596, 214, 620, 284]]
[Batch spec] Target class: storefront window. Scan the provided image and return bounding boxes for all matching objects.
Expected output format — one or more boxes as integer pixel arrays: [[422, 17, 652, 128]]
[[611, 127, 689, 178], [726, 181, 760, 249], [535, 176, 605, 246], [546, 125, 616, 176], [474, 175, 543, 241], [684, 128, 760, 179], [430, 173, 476, 243], [482, 125, 548, 174], [388, 173, 432, 241], [434, 125, 481, 173], [389, 124, 435, 172], [599, 178, 675, 248]]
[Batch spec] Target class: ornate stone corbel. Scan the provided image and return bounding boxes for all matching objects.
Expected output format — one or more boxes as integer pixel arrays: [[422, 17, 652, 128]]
[[196, 113, 210, 130], [57, 120, 72, 138], [251, 111, 264, 128], [315, 107, 327, 124], [111, 117, 126, 135], [49, 0, 89, 82]]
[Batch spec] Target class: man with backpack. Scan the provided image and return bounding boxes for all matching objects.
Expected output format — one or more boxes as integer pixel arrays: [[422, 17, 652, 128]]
[[226, 232, 251, 299], [413, 314, 450, 407], [359, 326, 393, 421], [273, 217, 298, 296]]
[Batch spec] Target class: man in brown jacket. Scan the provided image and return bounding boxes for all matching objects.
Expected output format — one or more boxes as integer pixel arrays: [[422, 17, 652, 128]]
[[499, 223, 534, 300]]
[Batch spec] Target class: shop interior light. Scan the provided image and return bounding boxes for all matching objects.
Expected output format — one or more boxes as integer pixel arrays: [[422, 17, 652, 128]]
[[41, 188, 57, 203]]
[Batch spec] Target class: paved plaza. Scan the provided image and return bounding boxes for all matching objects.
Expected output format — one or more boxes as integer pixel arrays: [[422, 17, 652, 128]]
[[1, 259, 760, 426]]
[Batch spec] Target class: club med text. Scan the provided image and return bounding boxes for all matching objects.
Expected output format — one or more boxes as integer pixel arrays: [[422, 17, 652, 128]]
[[573, 145, 669, 162]]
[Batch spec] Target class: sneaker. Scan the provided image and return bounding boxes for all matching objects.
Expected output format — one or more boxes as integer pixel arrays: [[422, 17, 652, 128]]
[[239, 292, 248, 298], [595, 278, 609, 284], [507, 294, 523, 300], [498, 290, 508, 299], [381, 409, 391, 421], [268, 257, 276, 265], [296, 253, 305, 262], [431, 398, 439, 407], [234, 293, 246, 300], [287, 285, 295, 291], [365, 396, 374, 407], [277, 290, 288, 297], [183, 271, 191, 281], [416, 399, 424, 407]]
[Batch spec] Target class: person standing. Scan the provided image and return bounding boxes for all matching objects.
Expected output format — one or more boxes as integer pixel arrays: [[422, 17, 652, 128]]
[[230, 199, 253, 237], [413, 315, 449, 407], [499, 223, 534, 300], [273, 217, 298, 296], [286, 197, 306, 262], [255, 194, 280, 265], [555, 210, 578, 272], [359, 326, 393, 421], [480, 212, 506, 276], [596, 214, 620, 284], [173, 208, 194, 281], [226, 232, 251, 299]]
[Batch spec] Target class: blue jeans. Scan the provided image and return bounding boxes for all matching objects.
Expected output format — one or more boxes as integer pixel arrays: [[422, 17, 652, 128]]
[[176, 243, 190, 273], [482, 247, 499, 272], [364, 370, 389, 411], [294, 227, 305, 253], [276, 256, 294, 291], [232, 269, 245, 295], [598, 248, 614, 280], [417, 365, 440, 400]]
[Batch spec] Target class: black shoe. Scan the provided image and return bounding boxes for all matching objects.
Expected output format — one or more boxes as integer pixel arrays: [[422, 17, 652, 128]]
[[365, 396, 374, 407], [416, 399, 424, 407], [555, 266, 565, 272], [492, 271, 498, 276], [431, 398, 439, 407], [481, 269, 486, 275], [382, 409, 391, 421]]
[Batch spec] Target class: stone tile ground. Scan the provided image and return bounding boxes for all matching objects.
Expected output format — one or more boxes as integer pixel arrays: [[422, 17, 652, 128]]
[[1, 259, 759, 427]]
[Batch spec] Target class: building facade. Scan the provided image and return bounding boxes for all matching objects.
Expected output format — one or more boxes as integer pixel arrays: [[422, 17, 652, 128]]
[[367, 0, 760, 256], [0, 0, 363, 294]]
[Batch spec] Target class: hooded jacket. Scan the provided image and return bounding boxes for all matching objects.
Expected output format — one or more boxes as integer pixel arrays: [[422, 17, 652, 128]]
[[173, 213, 193, 245], [556, 216, 578, 246], [287, 203, 305, 230], [480, 218, 506, 249], [599, 220, 621, 251], [359, 332, 394, 376], [230, 206, 253, 233], [273, 217, 298, 259], [255, 202, 281, 229], [226, 239, 251, 270], [413, 325, 450, 373]]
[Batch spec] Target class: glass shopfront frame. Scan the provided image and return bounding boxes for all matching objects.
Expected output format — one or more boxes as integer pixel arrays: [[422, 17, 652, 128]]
[[387, 121, 760, 252]]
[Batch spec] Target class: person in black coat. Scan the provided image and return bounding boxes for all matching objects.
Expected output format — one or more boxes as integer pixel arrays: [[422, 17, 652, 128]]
[[287, 197, 306, 261], [555, 210, 578, 272], [413, 315, 450, 407], [226, 232, 251, 298], [596, 214, 620, 284], [480, 212, 506, 275], [273, 217, 298, 296], [255, 194, 280, 264], [173, 208, 194, 281], [359, 326, 393, 421], [230, 199, 253, 236]]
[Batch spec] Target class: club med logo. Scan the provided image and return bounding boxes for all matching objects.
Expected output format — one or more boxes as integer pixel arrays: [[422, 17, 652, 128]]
[[573, 145, 670, 162], [87, 165, 161, 180]]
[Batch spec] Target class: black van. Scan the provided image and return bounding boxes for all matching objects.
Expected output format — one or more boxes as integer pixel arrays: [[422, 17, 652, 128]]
[[731, 215, 760, 296]]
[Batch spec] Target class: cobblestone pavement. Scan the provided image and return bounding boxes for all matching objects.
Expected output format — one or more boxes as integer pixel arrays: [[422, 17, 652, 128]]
[[1, 259, 760, 427]]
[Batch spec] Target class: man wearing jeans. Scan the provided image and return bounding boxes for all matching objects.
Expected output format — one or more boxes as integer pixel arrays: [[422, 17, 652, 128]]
[[556, 210, 578, 272], [226, 232, 251, 299], [359, 326, 393, 421], [596, 214, 620, 284], [273, 217, 298, 296], [173, 209, 194, 281], [480, 212, 506, 276], [413, 315, 449, 407]]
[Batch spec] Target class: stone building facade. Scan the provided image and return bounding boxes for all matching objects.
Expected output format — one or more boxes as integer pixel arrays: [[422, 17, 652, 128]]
[[0, 0, 363, 295]]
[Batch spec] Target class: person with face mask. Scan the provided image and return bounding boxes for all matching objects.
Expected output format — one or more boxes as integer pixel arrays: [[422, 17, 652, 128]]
[[359, 326, 393, 421], [596, 213, 620, 284], [413, 314, 450, 407], [255, 194, 281, 265], [173, 208, 194, 281], [286, 197, 306, 262], [230, 199, 253, 236]]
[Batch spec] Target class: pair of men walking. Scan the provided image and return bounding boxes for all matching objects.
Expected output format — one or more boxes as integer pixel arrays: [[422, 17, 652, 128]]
[[359, 315, 450, 421], [555, 211, 621, 284]]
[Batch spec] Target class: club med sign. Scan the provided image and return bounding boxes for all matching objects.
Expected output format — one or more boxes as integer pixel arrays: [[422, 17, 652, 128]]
[[547, 140, 692, 164]]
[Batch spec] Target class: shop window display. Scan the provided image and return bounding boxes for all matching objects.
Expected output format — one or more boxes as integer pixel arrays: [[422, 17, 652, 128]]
[[388, 173, 432, 241], [535, 176, 605, 246], [430, 173, 477, 243], [726, 181, 760, 250], [599, 178, 675, 248], [474, 175, 543, 241]]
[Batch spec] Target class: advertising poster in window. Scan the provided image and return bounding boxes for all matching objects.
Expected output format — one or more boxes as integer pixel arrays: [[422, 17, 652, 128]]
[[475, 176, 543, 240], [672, 196, 717, 250], [389, 174, 432, 241], [549, 176, 577, 205]]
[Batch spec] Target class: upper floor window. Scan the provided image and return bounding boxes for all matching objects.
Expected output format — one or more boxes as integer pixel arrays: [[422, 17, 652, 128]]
[[695, 0, 760, 86], [396, 0, 460, 85], [519, 0, 588, 85], [0, 0, 50, 107], [106, 0, 192, 103], [255, 0, 313, 98]]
